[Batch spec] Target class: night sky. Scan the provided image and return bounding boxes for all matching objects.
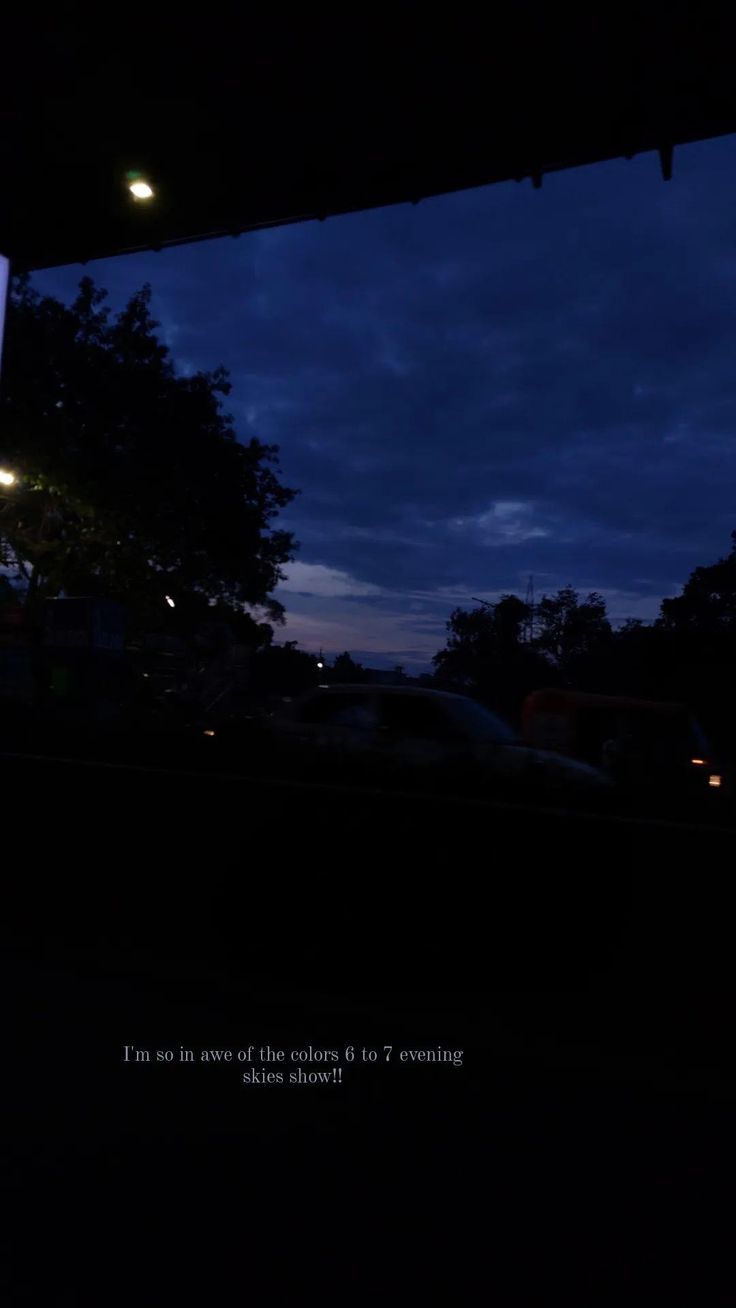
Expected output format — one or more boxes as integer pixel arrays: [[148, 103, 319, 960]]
[[33, 135, 736, 670]]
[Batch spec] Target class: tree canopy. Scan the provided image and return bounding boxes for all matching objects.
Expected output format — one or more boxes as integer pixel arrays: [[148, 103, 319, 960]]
[[534, 585, 611, 669], [0, 276, 298, 636], [433, 594, 551, 721], [658, 531, 736, 635], [250, 641, 322, 696], [434, 587, 612, 711], [431, 544, 736, 756], [330, 651, 367, 684]]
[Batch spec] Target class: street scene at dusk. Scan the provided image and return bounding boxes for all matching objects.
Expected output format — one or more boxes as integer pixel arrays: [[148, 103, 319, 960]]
[[5, 11, 736, 1305]]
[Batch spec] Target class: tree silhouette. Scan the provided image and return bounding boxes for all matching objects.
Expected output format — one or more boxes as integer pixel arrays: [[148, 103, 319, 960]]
[[250, 642, 322, 696], [433, 595, 550, 723], [658, 532, 736, 634], [330, 651, 367, 683], [430, 539, 736, 763], [651, 532, 736, 758], [534, 586, 612, 674], [0, 275, 298, 635]]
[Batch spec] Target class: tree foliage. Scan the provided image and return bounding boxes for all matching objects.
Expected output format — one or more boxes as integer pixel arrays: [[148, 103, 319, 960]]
[[658, 531, 736, 635], [534, 586, 611, 668], [250, 641, 322, 696], [434, 587, 613, 712], [431, 542, 736, 758], [651, 533, 736, 754], [0, 276, 298, 633], [433, 594, 551, 721], [330, 651, 367, 684]]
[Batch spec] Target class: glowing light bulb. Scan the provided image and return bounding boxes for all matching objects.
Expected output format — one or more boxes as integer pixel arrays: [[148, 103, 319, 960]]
[[129, 179, 154, 200]]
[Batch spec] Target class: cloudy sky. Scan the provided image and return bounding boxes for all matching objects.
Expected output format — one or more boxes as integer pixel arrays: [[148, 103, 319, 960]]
[[32, 135, 736, 669]]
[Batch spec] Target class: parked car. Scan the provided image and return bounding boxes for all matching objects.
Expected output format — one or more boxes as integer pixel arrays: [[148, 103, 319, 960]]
[[258, 684, 611, 799]]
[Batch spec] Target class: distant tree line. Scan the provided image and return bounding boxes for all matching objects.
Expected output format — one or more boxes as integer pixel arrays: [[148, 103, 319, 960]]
[[431, 533, 736, 760]]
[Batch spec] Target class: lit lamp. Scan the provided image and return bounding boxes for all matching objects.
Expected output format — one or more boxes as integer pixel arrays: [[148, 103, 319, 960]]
[[126, 170, 155, 201], [0, 468, 15, 486]]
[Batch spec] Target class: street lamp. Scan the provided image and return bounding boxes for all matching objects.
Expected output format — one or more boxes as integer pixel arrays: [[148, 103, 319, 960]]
[[0, 468, 15, 486], [130, 180, 154, 200], [126, 170, 155, 201]]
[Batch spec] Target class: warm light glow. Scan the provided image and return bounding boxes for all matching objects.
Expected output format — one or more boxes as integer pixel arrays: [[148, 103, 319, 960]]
[[691, 758, 706, 766], [708, 774, 722, 788], [129, 180, 154, 200], [165, 595, 175, 608], [203, 729, 216, 737], [0, 469, 15, 486]]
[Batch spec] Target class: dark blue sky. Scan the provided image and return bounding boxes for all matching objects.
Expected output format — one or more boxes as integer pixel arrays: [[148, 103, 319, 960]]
[[33, 135, 736, 669]]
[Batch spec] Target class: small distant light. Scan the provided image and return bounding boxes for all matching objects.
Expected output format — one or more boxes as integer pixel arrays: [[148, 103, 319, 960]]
[[0, 469, 16, 486], [203, 729, 216, 738], [691, 758, 706, 766], [129, 179, 154, 200], [316, 661, 324, 669], [165, 595, 175, 608], [708, 774, 722, 788]]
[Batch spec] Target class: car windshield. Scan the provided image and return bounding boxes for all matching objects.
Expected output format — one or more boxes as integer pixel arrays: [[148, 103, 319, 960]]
[[444, 697, 520, 744]]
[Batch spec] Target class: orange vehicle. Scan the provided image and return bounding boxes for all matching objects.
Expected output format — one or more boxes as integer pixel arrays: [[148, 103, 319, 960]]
[[521, 689, 724, 796]]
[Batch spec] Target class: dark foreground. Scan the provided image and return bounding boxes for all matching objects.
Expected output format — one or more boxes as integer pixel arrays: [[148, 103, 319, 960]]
[[5, 751, 736, 1303]]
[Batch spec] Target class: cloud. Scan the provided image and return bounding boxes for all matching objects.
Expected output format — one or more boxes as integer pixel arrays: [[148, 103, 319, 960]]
[[452, 501, 551, 545], [277, 561, 385, 598]]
